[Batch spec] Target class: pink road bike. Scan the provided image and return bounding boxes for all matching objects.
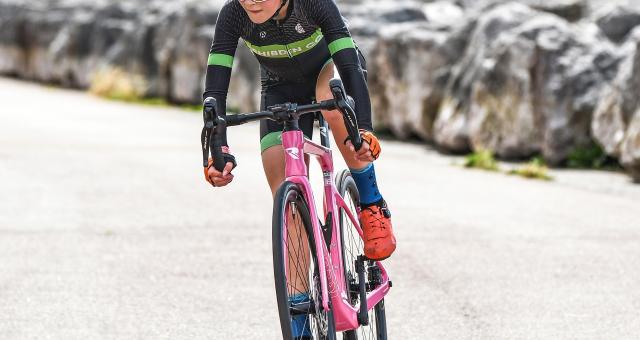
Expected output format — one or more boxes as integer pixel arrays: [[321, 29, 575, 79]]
[[201, 79, 392, 340]]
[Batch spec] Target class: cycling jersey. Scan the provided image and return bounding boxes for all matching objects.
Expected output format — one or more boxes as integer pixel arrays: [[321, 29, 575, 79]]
[[203, 0, 373, 147]]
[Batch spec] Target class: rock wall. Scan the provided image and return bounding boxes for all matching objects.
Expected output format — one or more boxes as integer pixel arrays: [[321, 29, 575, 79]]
[[1, 0, 640, 180], [366, 1, 640, 181], [0, 0, 261, 111]]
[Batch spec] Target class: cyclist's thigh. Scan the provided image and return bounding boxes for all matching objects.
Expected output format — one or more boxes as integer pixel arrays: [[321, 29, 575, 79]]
[[315, 46, 367, 98], [259, 82, 316, 153]]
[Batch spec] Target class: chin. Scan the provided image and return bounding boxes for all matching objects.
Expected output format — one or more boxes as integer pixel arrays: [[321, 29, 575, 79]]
[[248, 12, 271, 24]]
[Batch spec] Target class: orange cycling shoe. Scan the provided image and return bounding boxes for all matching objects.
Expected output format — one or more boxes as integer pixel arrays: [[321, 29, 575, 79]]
[[360, 200, 396, 261]]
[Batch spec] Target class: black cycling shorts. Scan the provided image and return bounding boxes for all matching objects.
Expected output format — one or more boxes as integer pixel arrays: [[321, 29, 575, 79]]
[[259, 51, 367, 153]]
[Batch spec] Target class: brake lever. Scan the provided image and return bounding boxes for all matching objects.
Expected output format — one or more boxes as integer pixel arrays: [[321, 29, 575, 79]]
[[329, 79, 362, 151], [201, 97, 227, 172]]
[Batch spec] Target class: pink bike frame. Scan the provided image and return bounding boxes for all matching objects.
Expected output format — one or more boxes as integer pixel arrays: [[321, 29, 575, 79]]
[[281, 129, 391, 332]]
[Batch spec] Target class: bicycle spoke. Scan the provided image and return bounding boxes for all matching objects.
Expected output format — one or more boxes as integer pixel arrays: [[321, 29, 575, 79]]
[[285, 207, 311, 296]]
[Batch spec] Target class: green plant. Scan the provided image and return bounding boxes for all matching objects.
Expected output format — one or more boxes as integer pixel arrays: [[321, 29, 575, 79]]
[[463, 149, 500, 171], [89, 67, 147, 101], [509, 157, 553, 181], [567, 143, 608, 169], [89, 68, 204, 112]]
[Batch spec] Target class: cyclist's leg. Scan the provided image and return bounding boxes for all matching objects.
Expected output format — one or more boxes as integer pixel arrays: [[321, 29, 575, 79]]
[[316, 55, 397, 261], [315, 60, 369, 170]]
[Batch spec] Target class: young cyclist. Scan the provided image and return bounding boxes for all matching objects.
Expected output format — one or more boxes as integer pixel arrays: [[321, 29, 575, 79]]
[[202, 0, 396, 335], [203, 0, 396, 259]]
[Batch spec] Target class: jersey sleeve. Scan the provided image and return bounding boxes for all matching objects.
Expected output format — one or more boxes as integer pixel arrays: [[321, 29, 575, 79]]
[[304, 0, 373, 131], [203, 3, 241, 147]]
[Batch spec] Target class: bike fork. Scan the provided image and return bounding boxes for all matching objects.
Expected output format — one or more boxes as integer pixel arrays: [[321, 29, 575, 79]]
[[355, 255, 369, 326]]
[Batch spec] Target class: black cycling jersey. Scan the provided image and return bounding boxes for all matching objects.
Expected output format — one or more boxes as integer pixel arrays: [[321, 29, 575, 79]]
[[203, 0, 373, 146]]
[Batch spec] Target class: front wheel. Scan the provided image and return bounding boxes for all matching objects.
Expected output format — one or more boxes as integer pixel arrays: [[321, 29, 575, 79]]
[[273, 181, 337, 340], [336, 170, 388, 340]]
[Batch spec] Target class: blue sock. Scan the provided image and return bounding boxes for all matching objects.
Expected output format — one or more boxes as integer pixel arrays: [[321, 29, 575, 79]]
[[349, 163, 383, 206], [289, 293, 312, 337]]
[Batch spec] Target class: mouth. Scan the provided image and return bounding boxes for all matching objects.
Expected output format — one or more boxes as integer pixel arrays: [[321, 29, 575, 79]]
[[247, 8, 262, 14]]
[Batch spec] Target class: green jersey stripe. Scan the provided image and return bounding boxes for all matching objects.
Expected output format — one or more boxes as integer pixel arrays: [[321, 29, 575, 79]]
[[328, 37, 355, 55], [244, 29, 324, 59], [208, 53, 234, 68]]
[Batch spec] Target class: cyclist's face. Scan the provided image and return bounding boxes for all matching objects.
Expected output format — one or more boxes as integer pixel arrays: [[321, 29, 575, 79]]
[[239, 0, 281, 24]]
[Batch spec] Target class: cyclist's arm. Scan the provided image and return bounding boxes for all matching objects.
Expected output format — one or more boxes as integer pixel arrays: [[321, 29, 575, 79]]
[[305, 0, 373, 132], [203, 4, 241, 147]]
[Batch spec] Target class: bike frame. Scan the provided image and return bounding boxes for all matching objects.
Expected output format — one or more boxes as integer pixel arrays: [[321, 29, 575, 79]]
[[281, 128, 391, 332]]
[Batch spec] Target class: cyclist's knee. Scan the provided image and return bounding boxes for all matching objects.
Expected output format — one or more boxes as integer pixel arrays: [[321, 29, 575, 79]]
[[316, 83, 343, 123], [320, 107, 343, 125]]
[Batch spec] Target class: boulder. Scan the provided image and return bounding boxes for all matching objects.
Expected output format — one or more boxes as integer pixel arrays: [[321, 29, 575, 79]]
[[594, 4, 640, 43], [529, 0, 587, 22], [593, 28, 640, 181], [368, 23, 453, 140], [434, 3, 538, 154], [435, 3, 620, 162]]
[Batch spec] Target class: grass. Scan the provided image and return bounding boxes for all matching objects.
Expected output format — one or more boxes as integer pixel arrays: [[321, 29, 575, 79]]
[[461, 149, 554, 181], [508, 157, 553, 181], [463, 149, 500, 171], [89, 67, 202, 112], [567, 143, 622, 171], [567, 143, 608, 168], [89, 67, 147, 102]]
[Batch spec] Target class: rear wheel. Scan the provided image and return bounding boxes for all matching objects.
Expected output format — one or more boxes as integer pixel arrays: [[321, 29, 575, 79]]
[[273, 181, 337, 340], [336, 170, 388, 340]]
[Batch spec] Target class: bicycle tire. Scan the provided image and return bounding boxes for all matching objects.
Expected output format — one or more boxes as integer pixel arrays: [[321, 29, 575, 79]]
[[336, 170, 388, 340], [273, 181, 337, 340]]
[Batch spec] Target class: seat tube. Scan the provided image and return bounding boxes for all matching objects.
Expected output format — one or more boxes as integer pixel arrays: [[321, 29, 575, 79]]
[[282, 130, 307, 178]]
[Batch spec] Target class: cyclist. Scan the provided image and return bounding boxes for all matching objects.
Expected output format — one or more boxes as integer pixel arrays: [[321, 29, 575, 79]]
[[203, 0, 396, 260], [202, 1, 395, 334]]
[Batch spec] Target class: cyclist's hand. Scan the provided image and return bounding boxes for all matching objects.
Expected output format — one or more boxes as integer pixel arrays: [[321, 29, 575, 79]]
[[345, 130, 381, 162], [204, 156, 235, 188]]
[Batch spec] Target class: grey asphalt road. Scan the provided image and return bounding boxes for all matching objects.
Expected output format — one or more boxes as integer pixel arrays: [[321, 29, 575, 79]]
[[1, 78, 639, 340]]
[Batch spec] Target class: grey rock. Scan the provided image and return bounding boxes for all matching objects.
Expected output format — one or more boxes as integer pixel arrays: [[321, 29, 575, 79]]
[[434, 3, 619, 163], [594, 4, 640, 42], [368, 23, 453, 141], [593, 28, 640, 181], [434, 3, 538, 154], [529, 0, 587, 22], [341, 1, 427, 39], [422, 1, 465, 27]]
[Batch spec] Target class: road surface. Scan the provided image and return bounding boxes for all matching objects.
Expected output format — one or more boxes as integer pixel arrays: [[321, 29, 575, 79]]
[[1, 78, 639, 339]]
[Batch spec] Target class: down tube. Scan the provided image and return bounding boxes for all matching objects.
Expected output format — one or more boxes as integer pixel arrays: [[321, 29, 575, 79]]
[[325, 186, 361, 331]]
